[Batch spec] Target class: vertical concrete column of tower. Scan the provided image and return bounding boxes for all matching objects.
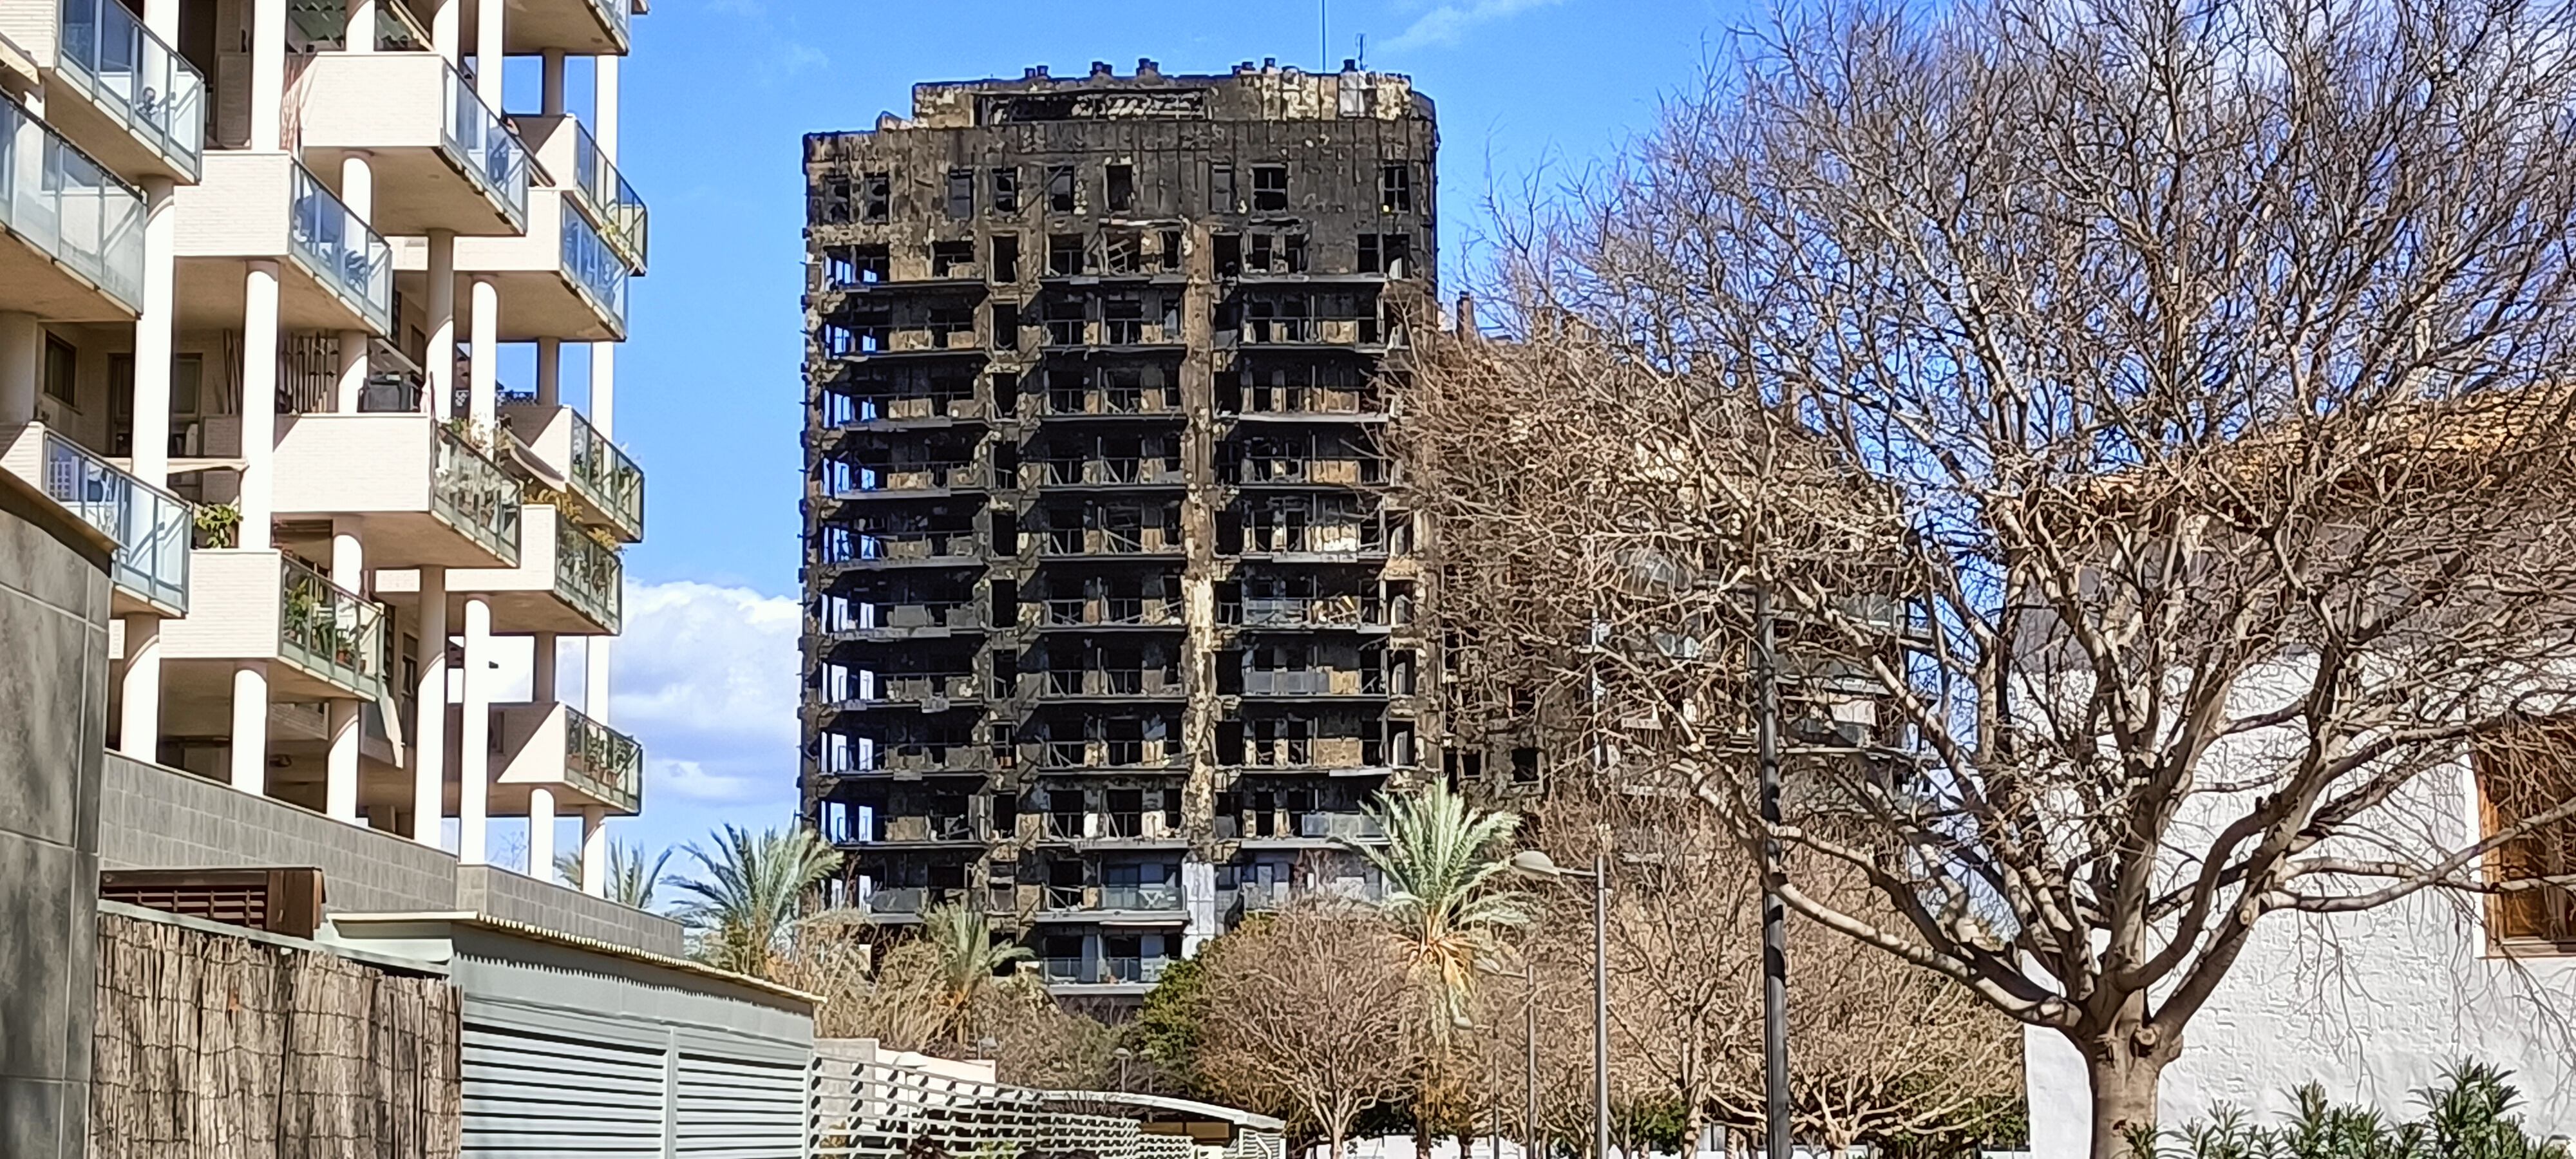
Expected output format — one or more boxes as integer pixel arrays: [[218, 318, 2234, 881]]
[[232, 259, 283, 793], [335, 154, 375, 411], [1179, 219, 1224, 954], [327, 521, 366, 821], [411, 565, 448, 845]]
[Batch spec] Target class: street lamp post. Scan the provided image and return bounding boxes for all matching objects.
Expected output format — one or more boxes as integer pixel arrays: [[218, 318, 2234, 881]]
[[1752, 587, 1789, 1159], [1510, 849, 1609, 1159]]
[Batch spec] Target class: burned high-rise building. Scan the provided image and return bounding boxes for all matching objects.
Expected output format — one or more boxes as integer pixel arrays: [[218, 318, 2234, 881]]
[[800, 59, 1438, 998]]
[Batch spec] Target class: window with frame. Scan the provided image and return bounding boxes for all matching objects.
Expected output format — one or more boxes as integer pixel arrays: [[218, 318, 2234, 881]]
[[1381, 163, 1414, 212], [945, 168, 974, 218], [2479, 720, 2576, 947], [1251, 165, 1289, 211], [990, 166, 1019, 212], [1046, 165, 1077, 212], [44, 335, 77, 405]]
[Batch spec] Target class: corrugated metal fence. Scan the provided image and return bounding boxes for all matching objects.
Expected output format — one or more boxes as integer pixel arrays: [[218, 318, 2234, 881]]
[[808, 1057, 1285, 1159]]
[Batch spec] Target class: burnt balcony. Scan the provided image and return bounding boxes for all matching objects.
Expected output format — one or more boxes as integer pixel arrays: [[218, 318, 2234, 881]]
[[820, 743, 991, 779], [816, 384, 989, 433], [1033, 739, 1186, 773], [823, 458, 989, 504], [1029, 666, 1187, 703], [1038, 381, 1184, 422], [849, 813, 979, 847], [1028, 455, 1186, 492], [829, 672, 982, 713], [1036, 595, 1184, 631], [1242, 667, 1390, 699], [813, 599, 983, 644], [811, 527, 986, 572], [1220, 594, 1388, 631]]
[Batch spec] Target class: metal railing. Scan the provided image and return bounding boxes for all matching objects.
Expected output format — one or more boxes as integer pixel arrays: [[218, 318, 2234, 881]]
[[1224, 594, 1383, 627], [287, 160, 391, 332], [562, 704, 641, 813], [559, 199, 629, 328], [277, 556, 385, 699], [438, 61, 528, 227], [41, 431, 189, 610], [586, 0, 629, 44], [553, 514, 623, 630], [431, 425, 520, 565], [565, 116, 645, 268], [1099, 883, 1181, 911], [806, 1055, 1284, 1159], [1103, 956, 1169, 984], [566, 407, 643, 537], [0, 95, 145, 310], [55, 0, 205, 176]]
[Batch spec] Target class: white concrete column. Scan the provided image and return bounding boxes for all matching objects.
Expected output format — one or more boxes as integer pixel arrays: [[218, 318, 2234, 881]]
[[594, 52, 619, 160], [249, 0, 285, 151], [458, 596, 493, 864], [133, 179, 176, 482], [239, 261, 279, 552], [527, 785, 556, 880], [410, 566, 448, 845], [335, 154, 375, 412], [0, 312, 40, 424], [325, 518, 365, 822], [580, 804, 607, 897], [431, 0, 459, 65], [589, 341, 613, 433], [229, 662, 269, 793], [426, 231, 456, 420], [532, 630, 558, 703], [534, 337, 560, 407], [118, 617, 162, 763], [469, 276, 498, 432], [348, 0, 376, 51], [540, 50, 566, 117], [475, 0, 504, 108]]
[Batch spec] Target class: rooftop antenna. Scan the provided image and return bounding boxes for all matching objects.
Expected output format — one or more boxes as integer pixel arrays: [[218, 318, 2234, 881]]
[[1356, 32, 1366, 71], [1321, 0, 1329, 71]]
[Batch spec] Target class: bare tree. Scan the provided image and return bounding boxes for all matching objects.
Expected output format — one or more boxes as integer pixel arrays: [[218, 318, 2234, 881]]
[[1195, 907, 1425, 1158], [1399, 0, 2576, 1149], [1520, 791, 2020, 1150]]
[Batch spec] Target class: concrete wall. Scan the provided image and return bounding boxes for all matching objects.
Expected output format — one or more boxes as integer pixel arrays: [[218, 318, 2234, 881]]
[[457, 863, 684, 957], [100, 751, 458, 912], [0, 473, 115, 1159], [2025, 751, 2576, 1153], [100, 752, 685, 957]]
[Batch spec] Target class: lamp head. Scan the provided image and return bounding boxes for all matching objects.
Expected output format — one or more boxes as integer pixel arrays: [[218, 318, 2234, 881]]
[[1509, 849, 1564, 878]]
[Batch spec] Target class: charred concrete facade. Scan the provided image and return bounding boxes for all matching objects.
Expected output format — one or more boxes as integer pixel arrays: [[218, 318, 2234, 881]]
[[799, 59, 1436, 998]]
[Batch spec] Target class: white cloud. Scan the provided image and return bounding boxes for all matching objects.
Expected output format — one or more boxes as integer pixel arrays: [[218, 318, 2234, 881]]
[[652, 756, 763, 804], [1383, 0, 1565, 51]]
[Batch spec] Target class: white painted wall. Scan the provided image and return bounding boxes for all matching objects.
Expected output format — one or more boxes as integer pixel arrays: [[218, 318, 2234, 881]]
[[2025, 744, 2576, 1155]]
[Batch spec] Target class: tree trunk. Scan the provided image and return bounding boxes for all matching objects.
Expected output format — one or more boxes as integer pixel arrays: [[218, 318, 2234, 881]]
[[2087, 1051, 2166, 1159]]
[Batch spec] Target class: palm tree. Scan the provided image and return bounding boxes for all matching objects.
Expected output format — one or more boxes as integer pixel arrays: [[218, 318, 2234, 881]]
[[551, 840, 674, 909], [1340, 783, 1533, 1033], [916, 901, 1036, 1038], [667, 825, 842, 978]]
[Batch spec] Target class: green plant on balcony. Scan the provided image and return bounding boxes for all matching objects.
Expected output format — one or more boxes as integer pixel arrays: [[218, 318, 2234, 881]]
[[192, 502, 241, 549], [281, 576, 355, 666], [442, 415, 491, 453]]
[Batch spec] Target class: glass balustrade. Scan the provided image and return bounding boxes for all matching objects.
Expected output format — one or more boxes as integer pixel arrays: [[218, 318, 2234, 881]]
[[55, 0, 205, 176], [287, 160, 392, 332], [554, 514, 623, 630], [567, 408, 643, 537], [41, 431, 189, 610], [562, 704, 641, 813], [439, 62, 529, 227], [567, 117, 646, 268], [278, 556, 386, 698], [0, 95, 146, 309], [559, 203, 629, 328], [431, 425, 521, 564]]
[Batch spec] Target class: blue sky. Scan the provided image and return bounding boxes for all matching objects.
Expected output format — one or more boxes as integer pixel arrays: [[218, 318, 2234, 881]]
[[509, 0, 1754, 870]]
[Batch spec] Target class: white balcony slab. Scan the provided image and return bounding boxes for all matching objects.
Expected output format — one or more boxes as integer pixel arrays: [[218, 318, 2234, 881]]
[[375, 503, 620, 635], [270, 412, 521, 568], [173, 151, 390, 334], [395, 187, 625, 341], [287, 50, 528, 236]]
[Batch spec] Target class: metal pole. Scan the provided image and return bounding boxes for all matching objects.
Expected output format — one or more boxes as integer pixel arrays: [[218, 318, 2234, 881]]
[[1526, 984, 1539, 1159], [1592, 853, 1610, 1159], [1754, 586, 1790, 1159]]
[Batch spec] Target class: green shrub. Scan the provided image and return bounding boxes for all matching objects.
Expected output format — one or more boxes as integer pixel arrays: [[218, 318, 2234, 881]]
[[2133, 1063, 2568, 1159]]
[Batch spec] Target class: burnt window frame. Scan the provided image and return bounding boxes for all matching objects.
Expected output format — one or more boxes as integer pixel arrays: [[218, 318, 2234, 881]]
[[1380, 163, 1414, 212], [1251, 164, 1289, 212], [945, 168, 976, 219], [990, 166, 1019, 212], [1046, 164, 1077, 212]]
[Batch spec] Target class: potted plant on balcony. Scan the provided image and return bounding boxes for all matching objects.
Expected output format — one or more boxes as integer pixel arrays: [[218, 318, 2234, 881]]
[[192, 502, 241, 549]]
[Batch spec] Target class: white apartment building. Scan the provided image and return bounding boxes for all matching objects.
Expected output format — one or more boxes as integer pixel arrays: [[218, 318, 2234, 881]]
[[0, 0, 645, 886]]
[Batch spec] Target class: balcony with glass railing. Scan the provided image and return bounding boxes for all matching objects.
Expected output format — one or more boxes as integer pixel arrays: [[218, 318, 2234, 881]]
[[518, 113, 647, 271], [37, 428, 189, 612], [50, 0, 204, 180], [431, 424, 522, 565], [0, 93, 145, 314], [553, 513, 622, 631], [290, 49, 528, 236], [286, 161, 392, 332], [490, 698, 643, 816], [276, 556, 387, 699], [561, 704, 641, 813], [558, 202, 627, 331], [499, 400, 643, 542]]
